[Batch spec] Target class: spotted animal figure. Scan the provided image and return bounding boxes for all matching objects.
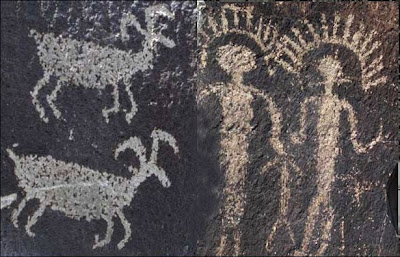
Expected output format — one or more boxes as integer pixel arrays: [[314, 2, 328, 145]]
[[5, 129, 179, 249], [30, 5, 176, 124]]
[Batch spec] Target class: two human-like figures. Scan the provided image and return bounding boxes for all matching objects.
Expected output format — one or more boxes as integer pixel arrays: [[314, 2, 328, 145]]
[[201, 44, 384, 256]]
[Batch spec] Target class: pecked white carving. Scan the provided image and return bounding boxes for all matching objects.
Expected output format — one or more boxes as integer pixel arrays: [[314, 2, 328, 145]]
[[6, 129, 179, 249], [30, 5, 176, 124]]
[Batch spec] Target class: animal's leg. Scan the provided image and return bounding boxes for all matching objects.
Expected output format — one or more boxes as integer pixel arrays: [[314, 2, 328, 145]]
[[124, 83, 138, 124], [11, 195, 31, 229], [46, 79, 65, 121], [102, 83, 120, 123], [25, 201, 47, 237], [31, 73, 51, 123], [116, 208, 132, 250], [93, 214, 114, 249]]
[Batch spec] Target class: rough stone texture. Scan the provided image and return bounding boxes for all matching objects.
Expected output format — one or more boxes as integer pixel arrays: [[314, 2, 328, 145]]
[[197, 1, 398, 256], [1, 1, 399, 256], [1, 1, 201, 256]]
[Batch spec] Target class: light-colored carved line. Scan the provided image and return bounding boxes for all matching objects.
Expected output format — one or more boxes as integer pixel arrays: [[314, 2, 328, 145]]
[[361, 41, 380, 61], [221, 8, 229, 33], [208, 16, 218, 33], [256, 17, 263, 40], [305, 20, 320, 43], [291, 27, 308, 49], [332, 14, 341, 39], [343, 14, 354, 43], [340, 218, 345, 255], [1, 194, 17, 209], [263, 21, 272, 42], [350, 23, 365, 49], [281, 35, 303, 55], [321, 13, 329, 41], [245, 6, 254, 30], [362, 55, 383, 74], [363, 63, 384, 80], [364, 76, 387, 90]]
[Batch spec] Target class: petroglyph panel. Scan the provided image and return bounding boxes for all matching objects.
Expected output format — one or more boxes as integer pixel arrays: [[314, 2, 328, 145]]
[[1, 1, 198, 255], [197, 2, 398, 256]]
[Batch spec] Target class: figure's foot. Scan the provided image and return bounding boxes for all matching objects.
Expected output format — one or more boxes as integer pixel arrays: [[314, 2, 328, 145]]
[[117, 240, 126, 250], [12, 212, 19, 229], [125, 113, 134, 124], [102, 107, 119, 124], [26, 227, 35, 237], [93, 234, 107, 249]]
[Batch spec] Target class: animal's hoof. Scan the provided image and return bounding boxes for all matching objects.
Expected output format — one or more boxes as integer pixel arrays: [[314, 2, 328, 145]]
[[26, 230, 35, 237], [125, 113, 134, 124], [117, 241, 126, 250]]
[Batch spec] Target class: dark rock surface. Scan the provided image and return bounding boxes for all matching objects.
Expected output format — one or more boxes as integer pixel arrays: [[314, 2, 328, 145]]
[[1, 1, 398, 256], [197, 1, 398, 256], [1, 1, 201, 256]]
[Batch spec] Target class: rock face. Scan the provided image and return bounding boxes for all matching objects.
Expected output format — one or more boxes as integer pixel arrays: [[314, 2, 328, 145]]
[[1, 1, 398, 256], [197, 2, 398, 256], [1, 1, 200, 256]]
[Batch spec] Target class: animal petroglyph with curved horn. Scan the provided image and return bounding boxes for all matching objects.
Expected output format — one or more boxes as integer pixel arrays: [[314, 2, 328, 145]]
[[30, 5, 176, 124], [2, 129, 179, 250]]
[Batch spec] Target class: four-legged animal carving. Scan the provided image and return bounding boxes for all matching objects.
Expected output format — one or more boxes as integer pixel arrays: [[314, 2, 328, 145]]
[[6, 129, 179, 249], [30, 5, 176, 123]]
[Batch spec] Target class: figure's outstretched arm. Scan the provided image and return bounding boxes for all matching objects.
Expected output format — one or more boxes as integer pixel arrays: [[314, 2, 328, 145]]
[[342, 100, 383, 154], [252, 90, 286, 156], [197, 82, 224, 102], [289, 97, 316, 145]]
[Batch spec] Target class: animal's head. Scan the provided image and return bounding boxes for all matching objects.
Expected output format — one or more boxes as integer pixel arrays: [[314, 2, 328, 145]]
[[115, 130, 179, 188], [144, 5, 176, 49], [120, 5, 176, 49]]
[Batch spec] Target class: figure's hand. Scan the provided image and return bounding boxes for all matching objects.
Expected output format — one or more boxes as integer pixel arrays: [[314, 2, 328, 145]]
[[352, 119, 384, 154], [290, 132, 306, 145]]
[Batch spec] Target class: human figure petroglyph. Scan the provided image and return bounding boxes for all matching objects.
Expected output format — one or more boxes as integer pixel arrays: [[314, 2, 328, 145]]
[[199, 5, 296, 255], [291, 55, 383, 256], [30, 5, 175, 123], [4, 129, 179, 249], [198, 41, 297, 256], [270, 13, 389, 255]]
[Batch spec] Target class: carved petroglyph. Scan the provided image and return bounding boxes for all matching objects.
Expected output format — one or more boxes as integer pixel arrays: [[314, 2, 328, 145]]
[[5, 129, 179, 249], [275, 13, 387, 92], [199, 4, 278, 76], [199, 5, 297, 255], [274, 14, 386, 255], [30, 5, 175, 123], [1, 194, 17, 210], [205, 44, 256, 257]]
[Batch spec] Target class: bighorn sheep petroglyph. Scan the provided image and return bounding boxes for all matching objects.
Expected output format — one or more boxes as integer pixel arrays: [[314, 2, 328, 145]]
[[4, 129, 179, 249], [30, 5, 176, 123]]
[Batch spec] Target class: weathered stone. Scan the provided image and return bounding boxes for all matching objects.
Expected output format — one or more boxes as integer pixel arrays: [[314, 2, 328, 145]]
[[1, 1, 199, 255], [197, 1, 398, 256], [1, 1, 398, 256]]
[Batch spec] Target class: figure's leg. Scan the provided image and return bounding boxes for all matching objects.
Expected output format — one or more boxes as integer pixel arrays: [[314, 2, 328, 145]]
[[25, 201, 47, 237], [317, 204, 334, 256], [116, 208, 132, 250], [46, 79, 65, 121], [298, 197, 322, 255], [124, 83, 137, 124], [93, 213, 114, 249], [12, 195, 32, 229], [102, 83, 120, 123], [31, 73, 51, 123]]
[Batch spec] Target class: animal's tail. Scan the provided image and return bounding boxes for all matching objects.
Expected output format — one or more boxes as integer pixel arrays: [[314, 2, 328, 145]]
[[29, 29, 41, 42], [6, 148, 19, 163], [1, 193, 17, 210]]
